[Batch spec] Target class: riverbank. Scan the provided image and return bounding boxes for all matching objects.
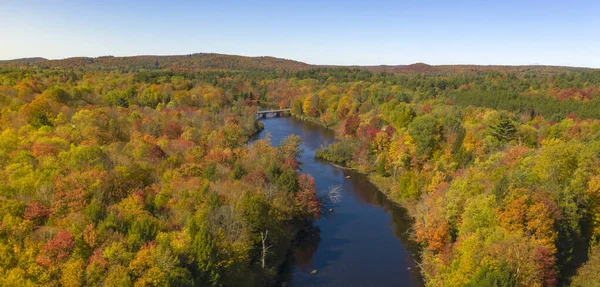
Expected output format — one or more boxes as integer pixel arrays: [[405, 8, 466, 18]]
[[298, 115, 416, 208], [321, 158, 417, 226], [255, 117, 423, 286], [291, 115, 337, 131], [254, 116, 423, 286], [285, 115, 418, 216], [317, 148, 419, 230], [246, 119, 313, 287], [322, 161, 397, 203]]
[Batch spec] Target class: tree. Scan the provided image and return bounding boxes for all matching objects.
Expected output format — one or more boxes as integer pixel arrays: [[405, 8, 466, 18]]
[[341, 114, 360, 137], [192, 221, 222, 285], [489, 112, 517, 143], [290, 98, 303, 115], [295, 174, 321, 220], [60, 258, 85, 287], [260, 230, 272, 269], [384, 101, 415, 129], [36, 230, 75, 267], [570, 245, 600, 286], [408, 115, 440, 161], [302, 94, 320, 117], [23, 201, 50, 226], [466, 262, 516, 287], [278, 135, 302, 169], [129, 243, 193, 286], [104, 91, 129, 107]]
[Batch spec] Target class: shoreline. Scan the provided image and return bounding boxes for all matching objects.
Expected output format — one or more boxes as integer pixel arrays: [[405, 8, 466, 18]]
[[264, 114, 415, 210], [256, 115, 425, 285], [318, 155, 412, 213], [255, 114, 415, 219]]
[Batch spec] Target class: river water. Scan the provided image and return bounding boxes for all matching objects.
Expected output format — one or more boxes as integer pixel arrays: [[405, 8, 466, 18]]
[[250, 117, 423, 287]]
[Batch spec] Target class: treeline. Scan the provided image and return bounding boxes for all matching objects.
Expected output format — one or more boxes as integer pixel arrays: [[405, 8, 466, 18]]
[[0, 53, 312, 73], [450, 89, 600, 120]]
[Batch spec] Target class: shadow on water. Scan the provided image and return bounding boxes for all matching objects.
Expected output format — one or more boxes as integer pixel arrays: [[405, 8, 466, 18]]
[[252, 117, 423, 287], [341, 167, 421, 250]]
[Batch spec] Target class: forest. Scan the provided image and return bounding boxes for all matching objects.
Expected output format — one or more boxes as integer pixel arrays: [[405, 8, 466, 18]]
[[1, 55, 600, 286]]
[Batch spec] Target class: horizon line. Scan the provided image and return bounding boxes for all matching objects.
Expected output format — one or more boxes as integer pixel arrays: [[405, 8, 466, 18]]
[[1, 52, 598, 70]]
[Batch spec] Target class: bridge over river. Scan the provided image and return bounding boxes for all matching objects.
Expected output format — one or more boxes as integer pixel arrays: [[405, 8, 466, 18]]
[[256, 108, 291, 118]]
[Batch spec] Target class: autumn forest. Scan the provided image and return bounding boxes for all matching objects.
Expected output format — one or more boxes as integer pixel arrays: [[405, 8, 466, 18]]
[[1, 54, 600, 286]]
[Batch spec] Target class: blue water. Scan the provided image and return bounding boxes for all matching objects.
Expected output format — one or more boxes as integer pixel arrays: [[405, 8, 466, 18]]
[[250, 117, 423, 287]]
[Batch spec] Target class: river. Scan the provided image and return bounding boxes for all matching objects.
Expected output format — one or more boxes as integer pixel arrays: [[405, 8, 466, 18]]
[[250, 116, 423, 287]]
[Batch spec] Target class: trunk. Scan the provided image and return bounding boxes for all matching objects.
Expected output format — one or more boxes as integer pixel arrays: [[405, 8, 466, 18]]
[[261, 230, 269, 269]]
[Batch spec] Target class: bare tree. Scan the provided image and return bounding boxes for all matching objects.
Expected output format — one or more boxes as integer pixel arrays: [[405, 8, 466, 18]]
[[326, 185, 343, 205], [260, 230, 272, 269], [208, 206, 245, 241], [262, 183, 278, 200]]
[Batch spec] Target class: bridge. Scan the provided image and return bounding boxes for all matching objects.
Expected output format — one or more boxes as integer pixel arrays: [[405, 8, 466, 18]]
[[257, 108, 291, 118]]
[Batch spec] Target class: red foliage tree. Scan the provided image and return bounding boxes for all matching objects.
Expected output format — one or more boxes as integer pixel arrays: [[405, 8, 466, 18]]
[[384, 125, 396, 137], [31, 142, 59, 157], [341, 114, 360, 137], [148, 144, 166, 160], [414, 188, 451, 253], [533, 245, 557, 286], [36, 230, 75, 267], [244, 169, 267, 186], [295, 174, 321, 220], [24, 201, 51, 226], [282, 157, 299, 170], [422, 103, 432, 113], [164, 122, 182, 139], [357, 123, 379, 141], [52, 170, 107, 215], [88, 247, 109, 270]]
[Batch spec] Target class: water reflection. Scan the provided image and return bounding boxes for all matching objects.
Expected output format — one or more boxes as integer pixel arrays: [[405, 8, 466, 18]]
[[251, 117, 423, 287], [293, 226, 321, 271]]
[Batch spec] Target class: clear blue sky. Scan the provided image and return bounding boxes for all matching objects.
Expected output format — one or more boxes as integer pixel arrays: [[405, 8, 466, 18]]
[[1, 0, 599, 67]]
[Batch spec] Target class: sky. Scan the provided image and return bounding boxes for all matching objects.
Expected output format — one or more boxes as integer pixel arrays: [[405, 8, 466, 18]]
[[1, 0, 599, 67]]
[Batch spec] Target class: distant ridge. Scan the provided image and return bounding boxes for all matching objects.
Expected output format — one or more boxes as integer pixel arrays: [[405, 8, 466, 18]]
[[0, 53, 313, 72], [0, 57, 48, 64], [355, 63, 592, 75], [0, 53, 595, 74]]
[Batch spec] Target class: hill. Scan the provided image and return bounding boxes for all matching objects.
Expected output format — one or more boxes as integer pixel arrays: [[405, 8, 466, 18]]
[[0, 57, 48, 65], [357, 63, 592, 75], [0, 53, 313, 72], [1, 53, 596, 74]]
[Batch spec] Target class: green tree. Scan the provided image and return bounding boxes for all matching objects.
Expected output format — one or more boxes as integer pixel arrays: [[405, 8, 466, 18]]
[[489, 112, 517, 143], [408, 115, 440, 161]]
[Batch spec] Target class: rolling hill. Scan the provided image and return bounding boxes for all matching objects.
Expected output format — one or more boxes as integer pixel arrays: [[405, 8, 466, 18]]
[[0, 53, 595, 75]]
